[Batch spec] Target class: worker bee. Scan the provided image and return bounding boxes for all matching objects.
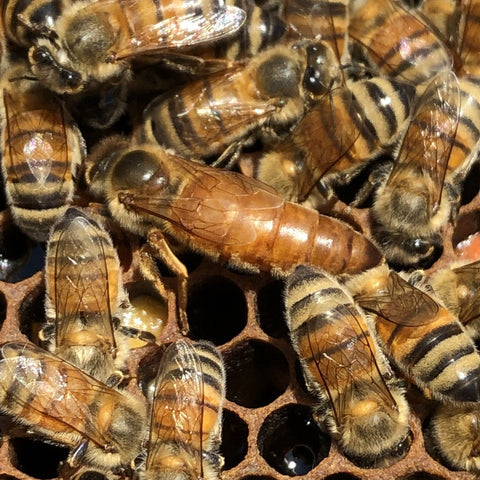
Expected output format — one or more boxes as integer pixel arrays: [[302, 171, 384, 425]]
[[86, 139, 383, 332], [255, 76, 416, 204], [371, 70, 480, 268], [285, 265, 411, 468], [189, 0, 287, 62], [349, 0, 452, 88], [27, 0, 246, 95], [139, 40, 340, 163], [409, 259, 480, 340], [284, 0, 350, 67], [136, 339, 226, 480], [345, 264, 480, 404], [420, 0, 480, 76], [0, 62, 85, 242], [426, 402, 480, 472], [0, 341, 147, 473], [41, 207, 130, 386]]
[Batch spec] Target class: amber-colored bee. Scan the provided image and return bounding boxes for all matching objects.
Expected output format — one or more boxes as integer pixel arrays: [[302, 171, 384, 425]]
[[86, 139, 383, 331], [371, 71, 480, 268], [139, 41, 338, 163], [137, 339, 226, 480], [255, 76, 415, 204], [349, 0, 452, 87], [345, 264, 480, 404], [42, 207, 130, 386], [0, 63, 85, 241], [27, 0, 246, 94], [0, 342, 147, 473], [285, 265, 411, 468]]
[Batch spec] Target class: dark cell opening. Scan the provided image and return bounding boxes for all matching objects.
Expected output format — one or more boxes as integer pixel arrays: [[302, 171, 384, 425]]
[[11, 437, 69, 479], [224, 339, 289, 408], [19, 284, 46, 344], [187, 276, 247, 345], [221, 409, 248, 469], [0, 219, 44, 283], [398, 474, 445, 480], [0, 290, 7, 330], [258, 404, 330, 476], [256, 280, 288, 339]]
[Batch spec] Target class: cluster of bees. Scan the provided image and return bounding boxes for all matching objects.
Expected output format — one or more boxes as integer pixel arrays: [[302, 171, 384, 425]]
[[2, 0, 480, 478]]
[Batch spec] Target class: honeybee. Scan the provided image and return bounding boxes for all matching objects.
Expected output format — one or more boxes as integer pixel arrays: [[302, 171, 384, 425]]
[[284, 0, 350, 67], [42, 207, 130, 386], [345, 264, 480, 404], [255, 76, 416, 204], [420, 0, 480, 76], [409, 259, 480, 339], [0, 62, 85, 241], [27, 0, 246, 94], [86, 139, 383, 332], [0, 341, 147, 473], [285, 265, 411, 468], [349, 0, 452, 88], [137, 339, 226, 480], [371, 71, 480, 268], [139, 41, 340, 163], [189, 0, 287, 62], [426, 402, 480, 472]]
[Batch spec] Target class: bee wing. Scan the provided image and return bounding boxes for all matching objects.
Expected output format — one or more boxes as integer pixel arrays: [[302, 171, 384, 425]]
[[355, 271, 441, 327], [146, 340, 205, 474], [123, 157, 284, 245], [155, 65, 278, 144], [285, 0, 348, 65], [3, 90, 69, 196], [114, 1, 246, 59], [0, 342, 125, 448], [452, 260, 480, 325], [386, 71, 460, 215], [303, 304, 397, 425], [349, 0, 451, 78], [293, 86, 364, 201], [456, 0, 479, 69], [52, 214, 116, 351]]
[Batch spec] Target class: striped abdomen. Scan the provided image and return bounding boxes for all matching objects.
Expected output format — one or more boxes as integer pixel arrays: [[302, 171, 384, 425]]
[[446, 76, 480, 173], [2, 86, 83, 241], [353, 270, 480, 403], [147, 340, 225, 476], [349, 0, 452, 87], [286, 266, 395, 415]]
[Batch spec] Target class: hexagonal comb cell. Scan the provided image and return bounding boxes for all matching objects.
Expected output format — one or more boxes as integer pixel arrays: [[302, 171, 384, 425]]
[[224, 339, 289, 408]]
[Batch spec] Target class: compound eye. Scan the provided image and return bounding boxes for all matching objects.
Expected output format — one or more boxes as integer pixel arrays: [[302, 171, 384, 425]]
[[411, 238, 433, 255], [30, 46, 52, 64], [61, 69, 82, 89], [303, 66, 327, 96]]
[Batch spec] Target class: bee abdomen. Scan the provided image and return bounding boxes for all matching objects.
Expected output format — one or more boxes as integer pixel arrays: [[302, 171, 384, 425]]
[[406, 323, 480, 403]]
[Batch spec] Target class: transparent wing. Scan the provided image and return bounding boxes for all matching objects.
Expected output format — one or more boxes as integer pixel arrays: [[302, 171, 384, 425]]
[[146, 340, 204, 474], [52, 214, 116, 351], [387, 71, 460, 215]]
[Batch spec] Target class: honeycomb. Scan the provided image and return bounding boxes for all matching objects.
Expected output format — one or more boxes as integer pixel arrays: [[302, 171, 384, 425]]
[[2, 1, 480, 480], [0, 165, 478, 480]]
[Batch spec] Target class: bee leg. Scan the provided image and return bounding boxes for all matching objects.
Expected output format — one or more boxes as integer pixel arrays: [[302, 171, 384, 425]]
[[210, 141, 244, 169], [140, 230, 190, 335], [38, 321, 55, 343]]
